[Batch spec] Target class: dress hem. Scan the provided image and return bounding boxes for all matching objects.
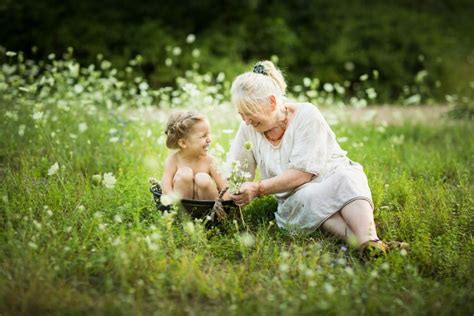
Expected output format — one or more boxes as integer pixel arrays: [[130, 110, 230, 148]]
[[313, 196, 374, 232]]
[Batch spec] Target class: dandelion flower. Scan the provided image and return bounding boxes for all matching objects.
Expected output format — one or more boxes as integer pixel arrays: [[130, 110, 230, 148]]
[[47, 162, 59, 176]]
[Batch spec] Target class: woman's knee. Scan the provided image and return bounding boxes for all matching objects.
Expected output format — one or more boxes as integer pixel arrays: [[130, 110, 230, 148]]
[[194, 172, 213, 190], [174, 167, 194, 184]]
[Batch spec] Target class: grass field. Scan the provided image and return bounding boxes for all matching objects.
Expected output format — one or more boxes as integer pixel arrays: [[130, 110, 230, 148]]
[[0, 54, 473, 315]]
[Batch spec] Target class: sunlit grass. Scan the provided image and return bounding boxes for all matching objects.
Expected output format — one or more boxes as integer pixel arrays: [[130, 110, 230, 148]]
[[0, 52, 473, 315]]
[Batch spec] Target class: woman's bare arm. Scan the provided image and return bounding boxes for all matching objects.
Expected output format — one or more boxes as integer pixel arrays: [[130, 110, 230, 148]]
[[230, 169, 314, 206]]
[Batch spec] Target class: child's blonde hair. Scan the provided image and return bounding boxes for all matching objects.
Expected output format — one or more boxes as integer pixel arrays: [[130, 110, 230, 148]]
[[164, 111, 205, 149], [231, 60, 287, 115]]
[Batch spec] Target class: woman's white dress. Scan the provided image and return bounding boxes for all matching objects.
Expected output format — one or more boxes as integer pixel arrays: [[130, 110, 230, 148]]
[[228, 102, 373, 233]]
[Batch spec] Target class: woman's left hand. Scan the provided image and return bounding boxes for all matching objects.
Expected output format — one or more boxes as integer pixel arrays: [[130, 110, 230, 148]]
[[230, 182, 259, 206]]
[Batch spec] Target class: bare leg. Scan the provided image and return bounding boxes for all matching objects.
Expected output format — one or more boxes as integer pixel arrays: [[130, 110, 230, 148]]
[[173, 167, 194, 199], [194, 172, 218, 200], [321, 212, 356, 241], [340, 199, 379, 246]]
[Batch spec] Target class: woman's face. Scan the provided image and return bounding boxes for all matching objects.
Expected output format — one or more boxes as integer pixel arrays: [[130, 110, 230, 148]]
[[238, 97, 276, 132]]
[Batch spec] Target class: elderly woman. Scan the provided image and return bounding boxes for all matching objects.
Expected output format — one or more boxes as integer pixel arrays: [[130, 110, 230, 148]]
[[228, 60, 391, 254]]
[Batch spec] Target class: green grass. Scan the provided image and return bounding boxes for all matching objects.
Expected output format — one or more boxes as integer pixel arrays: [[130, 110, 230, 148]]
[[0, 54, 473, 315]]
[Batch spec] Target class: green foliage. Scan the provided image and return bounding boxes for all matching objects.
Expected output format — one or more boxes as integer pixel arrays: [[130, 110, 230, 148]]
[[0, 53, 473, 314], [1, 0, 473, 102]]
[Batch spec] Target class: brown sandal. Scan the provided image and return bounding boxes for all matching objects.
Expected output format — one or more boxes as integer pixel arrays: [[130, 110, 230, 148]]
[[359, 239, 389, 258]]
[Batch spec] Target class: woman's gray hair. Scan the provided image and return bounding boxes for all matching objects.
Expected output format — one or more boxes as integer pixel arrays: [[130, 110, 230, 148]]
[[231, 60, 287, 114]]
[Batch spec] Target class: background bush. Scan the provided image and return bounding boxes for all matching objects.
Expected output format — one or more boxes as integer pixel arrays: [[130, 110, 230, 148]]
[[1, 0, 473, 102]]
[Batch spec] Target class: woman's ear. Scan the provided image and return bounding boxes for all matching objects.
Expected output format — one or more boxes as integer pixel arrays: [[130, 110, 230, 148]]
[[269, 95, 277, 111]]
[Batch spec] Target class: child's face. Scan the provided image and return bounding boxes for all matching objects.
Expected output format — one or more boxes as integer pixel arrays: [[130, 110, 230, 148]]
[[180, 119, 212, 155]]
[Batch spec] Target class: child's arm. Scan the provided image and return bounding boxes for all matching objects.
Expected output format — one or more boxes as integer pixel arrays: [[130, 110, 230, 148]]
[[209, 156, 229, 199], [161, 155, 177, 195]]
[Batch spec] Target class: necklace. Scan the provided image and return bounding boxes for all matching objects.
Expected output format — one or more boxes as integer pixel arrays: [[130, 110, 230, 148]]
[[264, 107, 289, 142]]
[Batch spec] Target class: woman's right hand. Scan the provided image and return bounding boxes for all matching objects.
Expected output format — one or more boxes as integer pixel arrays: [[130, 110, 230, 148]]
[[230, 182, 259, 206]]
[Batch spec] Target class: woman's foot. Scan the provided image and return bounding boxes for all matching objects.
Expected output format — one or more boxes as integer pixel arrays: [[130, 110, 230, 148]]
[[359, 239, 389, 258], [359, 239, 410, 259]]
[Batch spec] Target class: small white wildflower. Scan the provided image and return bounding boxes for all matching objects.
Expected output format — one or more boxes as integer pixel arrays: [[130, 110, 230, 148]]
[[77, 205, 85, 212], [6, 51, 17, 57], [337, 137, 348, 143], [359, 74, 369, 81], [18, 124, 26, 136], [239, 232, 255, 247], [324, 282, 335, 295], [99, 223, 107, 230], [345, 266, 355, 277], [186, 34, 196, 44], [33, 220, 42, 230], [160, 194, 174, 206], [93, 212, 103, 219], [69, 134, 77, 139], [279, 263, 289, 273], [102, 172, 117, 189], [191, 49, 200, 58], [216, 72, 225, 82], [78, 122, 88, 133], [400, 249, 408, 256], [109, 128, 118, 134], [32, 111, 44, 121], [47, 162, 59, 176], [139, 82, 149, 91], [344, 61, 355, 71], [172, 47, 182, 56], [114, 215, 122, 223], [73, 84, 84, 94], [183, 222, 195, 235], [2, 195, 8, 203], [109, 136, 119, 143], [28, 242, 38, 249], [165, 58, 172, 66], [323, 83, 334, 92], [302, 77, 311, 87]]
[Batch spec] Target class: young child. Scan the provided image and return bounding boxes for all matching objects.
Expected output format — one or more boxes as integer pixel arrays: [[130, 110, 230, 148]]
[[161, 110, 228, 200]]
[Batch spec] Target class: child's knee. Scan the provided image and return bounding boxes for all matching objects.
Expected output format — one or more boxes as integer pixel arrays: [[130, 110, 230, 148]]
[[174, 167, 194, 184], [194, 172, 213, 189]]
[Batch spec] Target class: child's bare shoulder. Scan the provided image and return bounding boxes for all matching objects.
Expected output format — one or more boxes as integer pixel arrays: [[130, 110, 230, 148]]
[[204, 154, 217, 164], [164, 153, 178, 166]]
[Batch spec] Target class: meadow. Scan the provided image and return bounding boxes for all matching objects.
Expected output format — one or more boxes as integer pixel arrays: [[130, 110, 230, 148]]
[[0, 52, 473, 315]]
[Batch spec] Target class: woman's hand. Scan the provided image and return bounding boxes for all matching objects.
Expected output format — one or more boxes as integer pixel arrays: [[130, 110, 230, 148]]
[[230, 182, 259, 206]]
